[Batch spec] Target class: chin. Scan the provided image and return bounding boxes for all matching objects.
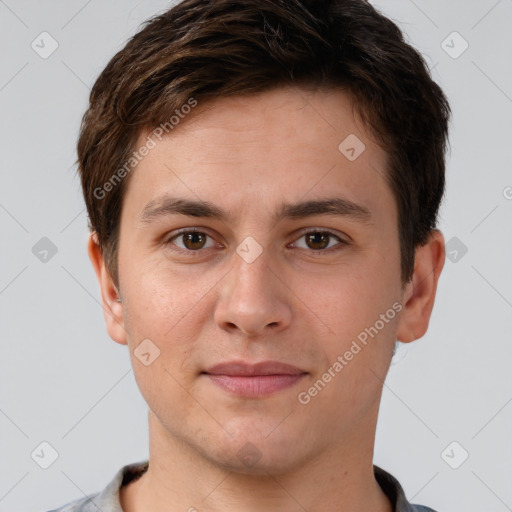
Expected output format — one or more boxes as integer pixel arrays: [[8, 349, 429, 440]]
[[213, 447, 305, 477], [204, 423, 312, 476]]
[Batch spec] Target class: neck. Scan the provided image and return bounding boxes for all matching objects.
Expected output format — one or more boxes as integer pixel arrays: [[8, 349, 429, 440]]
[[120, 412, 392, 512]]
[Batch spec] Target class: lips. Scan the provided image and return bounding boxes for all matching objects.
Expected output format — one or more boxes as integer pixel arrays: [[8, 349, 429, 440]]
[[203, 361, 307, 398], [205, 361, 306, 376]]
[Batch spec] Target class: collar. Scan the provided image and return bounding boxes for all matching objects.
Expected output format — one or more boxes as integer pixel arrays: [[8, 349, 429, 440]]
[[73, 460, 435, 512]]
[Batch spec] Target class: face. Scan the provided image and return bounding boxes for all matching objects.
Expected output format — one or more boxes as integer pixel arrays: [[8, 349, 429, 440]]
[[92, 86, 428, 475]]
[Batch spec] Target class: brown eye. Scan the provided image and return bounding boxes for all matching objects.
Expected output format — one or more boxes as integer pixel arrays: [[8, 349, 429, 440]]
[[181, 232, 207, 250], [166, 230, 216, 252], [305, 232, 331, 250], [291, 230, 347, 253]]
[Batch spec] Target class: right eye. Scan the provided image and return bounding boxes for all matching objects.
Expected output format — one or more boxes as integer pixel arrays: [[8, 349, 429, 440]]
[[165, 229, 218, 253]]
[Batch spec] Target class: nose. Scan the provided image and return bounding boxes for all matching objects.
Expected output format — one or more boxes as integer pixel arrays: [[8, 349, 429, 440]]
[[214, 246, 292, 338]]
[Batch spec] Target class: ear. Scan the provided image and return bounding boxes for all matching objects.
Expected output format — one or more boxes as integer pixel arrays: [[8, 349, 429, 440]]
[[396, 229, 445, 343], [87, 232, 128, 345]]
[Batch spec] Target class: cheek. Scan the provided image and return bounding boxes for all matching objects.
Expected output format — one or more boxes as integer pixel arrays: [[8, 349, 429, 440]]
[[309, 263, 399, 346], [120, 268, 211, 396], [122, 258, 214, 336], [302, 255, 401, 411], [123, 284, 204, 425], [128, 353, 207, 441]]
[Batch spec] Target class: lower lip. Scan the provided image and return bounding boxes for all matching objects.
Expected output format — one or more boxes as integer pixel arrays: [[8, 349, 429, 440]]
[[206, 374, 306, 398]]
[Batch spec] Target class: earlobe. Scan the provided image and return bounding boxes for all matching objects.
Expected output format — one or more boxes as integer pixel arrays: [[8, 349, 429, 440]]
[[396, 230, 445, 343], [87, 232, 128, 346]]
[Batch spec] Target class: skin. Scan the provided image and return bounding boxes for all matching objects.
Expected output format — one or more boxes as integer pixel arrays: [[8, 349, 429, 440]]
[[88, 86, 445, 512]]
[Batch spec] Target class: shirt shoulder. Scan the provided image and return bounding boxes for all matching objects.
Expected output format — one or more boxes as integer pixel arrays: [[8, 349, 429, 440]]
[[374, 465, 439, 512], [44, 494, 102, 512], [42, 460, 149, 512]]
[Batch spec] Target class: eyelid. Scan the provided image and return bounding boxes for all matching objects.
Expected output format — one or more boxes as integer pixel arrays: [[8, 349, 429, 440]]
[[291, 226, 348, 242]]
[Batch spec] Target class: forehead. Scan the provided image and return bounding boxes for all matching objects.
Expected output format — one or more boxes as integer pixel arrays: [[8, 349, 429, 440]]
[[122, 86, 394, 226]]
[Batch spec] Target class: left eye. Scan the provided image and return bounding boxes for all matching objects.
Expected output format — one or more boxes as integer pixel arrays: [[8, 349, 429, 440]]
[[290, 231, 345, 251]]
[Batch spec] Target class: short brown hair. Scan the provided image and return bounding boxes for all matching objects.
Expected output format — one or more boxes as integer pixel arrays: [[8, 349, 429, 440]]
[[77, 0, 450, 289]]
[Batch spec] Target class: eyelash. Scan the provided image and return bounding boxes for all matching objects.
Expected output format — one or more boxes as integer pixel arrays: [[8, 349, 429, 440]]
[[163, 228, 348, 256]]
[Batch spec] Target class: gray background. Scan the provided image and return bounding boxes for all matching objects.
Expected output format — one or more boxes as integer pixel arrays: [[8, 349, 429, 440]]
[[1, 1, 511, 511]]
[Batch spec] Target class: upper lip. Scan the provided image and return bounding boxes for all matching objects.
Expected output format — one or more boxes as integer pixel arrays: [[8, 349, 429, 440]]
[[204, 361, 307, 376]]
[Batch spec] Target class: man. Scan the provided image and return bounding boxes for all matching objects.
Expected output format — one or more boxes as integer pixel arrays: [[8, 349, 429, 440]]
[[49, 0, 449, 510]]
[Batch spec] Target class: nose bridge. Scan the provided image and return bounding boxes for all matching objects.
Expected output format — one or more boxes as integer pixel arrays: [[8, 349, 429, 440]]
[[233, 240, 273, 294], [215, 239, 291, 336]]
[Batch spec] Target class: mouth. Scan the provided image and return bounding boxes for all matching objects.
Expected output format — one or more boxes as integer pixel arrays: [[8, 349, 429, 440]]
[[202, 361, 308, 398]]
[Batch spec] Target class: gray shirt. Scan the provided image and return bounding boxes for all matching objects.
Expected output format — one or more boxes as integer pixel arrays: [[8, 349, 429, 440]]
[[45, 460, 437, 512]]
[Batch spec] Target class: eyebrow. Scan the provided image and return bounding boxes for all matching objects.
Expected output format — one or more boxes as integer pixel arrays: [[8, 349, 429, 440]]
[[139, 195, 373, 225]]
